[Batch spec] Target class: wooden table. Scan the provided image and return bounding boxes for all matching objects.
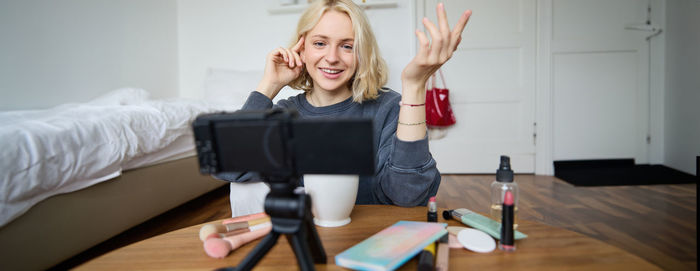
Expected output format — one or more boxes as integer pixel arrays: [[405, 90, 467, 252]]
[[77, 205, 660, 270]]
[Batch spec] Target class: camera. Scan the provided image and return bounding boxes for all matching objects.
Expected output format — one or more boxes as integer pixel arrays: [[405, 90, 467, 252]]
[[192, 108, 376, 179], [192, 107, 376, 269]]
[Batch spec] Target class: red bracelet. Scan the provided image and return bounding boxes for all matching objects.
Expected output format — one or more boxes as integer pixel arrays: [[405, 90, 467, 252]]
[[399, 101, 425, 107]]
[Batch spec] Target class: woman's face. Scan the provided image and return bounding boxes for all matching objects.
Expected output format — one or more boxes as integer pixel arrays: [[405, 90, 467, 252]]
[[302, 10, 357, 94]]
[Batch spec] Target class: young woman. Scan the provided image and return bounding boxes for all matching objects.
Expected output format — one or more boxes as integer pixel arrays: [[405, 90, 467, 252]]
[[225, 0, 471, 215]]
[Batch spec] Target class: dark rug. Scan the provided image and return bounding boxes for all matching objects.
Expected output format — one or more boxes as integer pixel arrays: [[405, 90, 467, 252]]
[[554, 159, 697, 186]]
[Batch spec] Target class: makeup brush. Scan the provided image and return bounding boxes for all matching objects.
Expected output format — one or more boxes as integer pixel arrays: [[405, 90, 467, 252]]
[[203, 227, 249, 241], [203, 223, 272, 258], [221, 212, 268, 224], [199, 212, 268, 241], [199, 216, 270, 241], [203, 221, 275, 240]]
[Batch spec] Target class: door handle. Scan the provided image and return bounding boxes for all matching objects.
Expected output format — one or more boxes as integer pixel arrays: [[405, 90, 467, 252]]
[[624, 23, 662, 40]]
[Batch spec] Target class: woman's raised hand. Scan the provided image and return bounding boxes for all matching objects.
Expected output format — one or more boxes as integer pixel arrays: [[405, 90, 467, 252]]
[[401, 3, 471, 94], [256, 36, 305, 99]]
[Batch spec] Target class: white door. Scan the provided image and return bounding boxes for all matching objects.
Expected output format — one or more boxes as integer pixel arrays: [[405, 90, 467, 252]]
[[418, 0, 537, 173], [550, 0, 652, 163]]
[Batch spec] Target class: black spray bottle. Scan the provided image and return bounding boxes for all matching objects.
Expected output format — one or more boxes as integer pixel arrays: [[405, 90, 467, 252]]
[[490, 155, 518, 229]]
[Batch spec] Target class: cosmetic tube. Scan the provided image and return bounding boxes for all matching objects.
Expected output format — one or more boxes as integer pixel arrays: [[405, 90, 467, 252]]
[[499, 191, 515, 251], [442, 208, 527, 240], [427, 196, 438, 222]]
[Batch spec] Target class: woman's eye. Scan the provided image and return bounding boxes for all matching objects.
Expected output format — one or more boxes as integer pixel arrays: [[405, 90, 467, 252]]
[[342, 44, 353, 50], [313, 41, 326, 47]]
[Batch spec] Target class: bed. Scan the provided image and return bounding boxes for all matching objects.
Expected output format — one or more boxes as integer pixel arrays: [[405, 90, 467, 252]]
[[0, 88, 229, 270]]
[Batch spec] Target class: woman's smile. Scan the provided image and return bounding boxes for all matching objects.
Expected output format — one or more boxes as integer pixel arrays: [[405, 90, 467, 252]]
[[319, 67, 344, 78]]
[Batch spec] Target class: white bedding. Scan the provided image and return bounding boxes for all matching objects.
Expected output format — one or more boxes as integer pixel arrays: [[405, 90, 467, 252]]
[[0, 88, 225, 227]]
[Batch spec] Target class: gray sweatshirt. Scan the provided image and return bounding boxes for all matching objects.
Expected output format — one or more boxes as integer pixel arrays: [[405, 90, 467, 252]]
[[221, 89, 440, 206]]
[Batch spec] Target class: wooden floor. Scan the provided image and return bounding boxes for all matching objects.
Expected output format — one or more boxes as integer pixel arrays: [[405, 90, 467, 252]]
[[54, 175, 697, 270], [438, 175, 697, 271]]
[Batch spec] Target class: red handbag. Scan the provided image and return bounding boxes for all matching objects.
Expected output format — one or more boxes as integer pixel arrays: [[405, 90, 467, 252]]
[[425, 69, 456, 127]]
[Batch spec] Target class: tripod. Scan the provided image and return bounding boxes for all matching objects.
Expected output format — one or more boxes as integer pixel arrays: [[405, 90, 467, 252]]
[[222, 176, 327, 271]]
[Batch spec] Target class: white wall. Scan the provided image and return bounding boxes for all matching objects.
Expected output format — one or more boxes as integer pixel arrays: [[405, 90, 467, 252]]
[[177, 0, 414, 100], [0, 0, 179, 111], [664, 0, 700, 175]]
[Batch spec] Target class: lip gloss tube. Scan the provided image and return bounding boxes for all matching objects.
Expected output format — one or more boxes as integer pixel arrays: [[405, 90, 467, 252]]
[[499, 190, 515, 251]]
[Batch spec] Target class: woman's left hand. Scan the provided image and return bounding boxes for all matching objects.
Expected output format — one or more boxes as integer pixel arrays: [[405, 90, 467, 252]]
[[401, 3, 471, 93]]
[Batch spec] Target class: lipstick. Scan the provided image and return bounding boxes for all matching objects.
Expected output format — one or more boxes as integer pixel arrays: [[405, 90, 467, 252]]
[[499, 190, 515, 251], [427, 196, 438, 222]]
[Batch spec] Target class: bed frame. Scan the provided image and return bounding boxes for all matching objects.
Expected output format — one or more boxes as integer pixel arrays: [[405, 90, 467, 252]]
[[0, 156, 225, 270]]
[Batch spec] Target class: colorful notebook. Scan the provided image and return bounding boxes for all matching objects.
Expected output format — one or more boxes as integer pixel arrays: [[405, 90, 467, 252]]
[[335, 220, 447, 271]]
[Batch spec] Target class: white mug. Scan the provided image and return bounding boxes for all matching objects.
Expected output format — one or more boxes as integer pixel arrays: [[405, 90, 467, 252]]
[[303, 174, 359, 227]]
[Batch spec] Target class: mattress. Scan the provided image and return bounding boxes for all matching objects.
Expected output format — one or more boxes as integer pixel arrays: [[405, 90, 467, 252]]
[[0, 88, 226, 227]]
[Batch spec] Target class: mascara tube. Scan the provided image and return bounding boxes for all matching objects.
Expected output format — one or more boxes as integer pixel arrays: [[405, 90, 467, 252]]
[[499, 190, 515, 251], [417, 243, 435, 271]]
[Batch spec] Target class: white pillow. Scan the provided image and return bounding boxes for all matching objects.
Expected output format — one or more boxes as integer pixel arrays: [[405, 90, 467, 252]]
[[203, 69, 262, 109], [87, 88, 150, 106], [203, 68, 303, 109]]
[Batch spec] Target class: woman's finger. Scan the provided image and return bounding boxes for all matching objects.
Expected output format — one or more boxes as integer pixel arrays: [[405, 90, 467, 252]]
[[292, 49, 302, 67], [292, 36, 305, 52], [422, 17, 442, 63], [436, 3, 452, 61], [274, 48, 288, 64], [292, 36, 305, 66], [437, 3, 450, 42], [449, 10, 471, 52], [283, 48, 295, 67], [415, 29, 430, 60]]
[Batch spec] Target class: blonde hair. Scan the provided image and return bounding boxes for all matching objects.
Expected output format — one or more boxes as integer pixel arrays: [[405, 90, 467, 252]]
[[288, 0, 388, 103]]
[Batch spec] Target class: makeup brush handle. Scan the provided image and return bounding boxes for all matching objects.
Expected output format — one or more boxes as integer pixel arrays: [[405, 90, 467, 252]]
[[219, 222, 273, 238], [222, 217, 271, 232], [223, 225, 272, 252], [222, 212, 269, 224]]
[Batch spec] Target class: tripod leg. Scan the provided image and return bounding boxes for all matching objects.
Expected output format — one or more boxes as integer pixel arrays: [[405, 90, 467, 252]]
[[286, 232, 316, 271], [305, 218, 327, 263], [235, 232, 280, 271]]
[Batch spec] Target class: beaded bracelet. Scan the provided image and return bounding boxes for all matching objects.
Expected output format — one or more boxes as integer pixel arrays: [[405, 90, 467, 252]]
[[398, 120, 426, 126], [399, 101, 425, 107]]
